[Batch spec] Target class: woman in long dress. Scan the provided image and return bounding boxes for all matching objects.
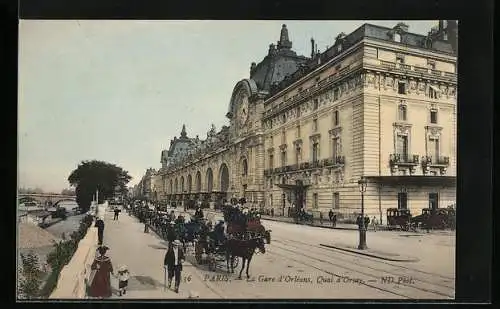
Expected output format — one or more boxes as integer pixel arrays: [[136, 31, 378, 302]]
[[89, 246, 114, 298]]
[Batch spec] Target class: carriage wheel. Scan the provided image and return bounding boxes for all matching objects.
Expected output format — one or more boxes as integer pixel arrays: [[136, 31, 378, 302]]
[[231, 256, 239, 268], [208, 256, 216, 272], [195, 241, 203, 264], [265, 231, 271, 244]]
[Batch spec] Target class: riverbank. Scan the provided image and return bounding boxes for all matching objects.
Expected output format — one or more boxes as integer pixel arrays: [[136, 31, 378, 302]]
[[44, 214, 86, 239]]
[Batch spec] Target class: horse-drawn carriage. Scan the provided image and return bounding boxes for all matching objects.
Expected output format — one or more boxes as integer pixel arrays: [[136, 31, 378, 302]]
[[289, 208, 314, 224], [386, 208, 412, 231], [193, 205, 270, 274], [223, 206, 271, 243], [411, 207, 456, 230], [193, 223, 266, 277]]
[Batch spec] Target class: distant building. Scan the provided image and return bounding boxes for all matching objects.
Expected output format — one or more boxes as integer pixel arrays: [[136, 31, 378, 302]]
[[152, 21, 457, 222]]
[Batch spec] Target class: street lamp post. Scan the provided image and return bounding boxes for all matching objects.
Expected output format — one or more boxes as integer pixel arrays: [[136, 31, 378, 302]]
[[183, 190, 187, 211], [358, 177, 368, 250]]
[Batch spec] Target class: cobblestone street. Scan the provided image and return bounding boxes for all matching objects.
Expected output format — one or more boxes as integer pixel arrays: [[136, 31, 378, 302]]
[[103, 208, 454, 299]]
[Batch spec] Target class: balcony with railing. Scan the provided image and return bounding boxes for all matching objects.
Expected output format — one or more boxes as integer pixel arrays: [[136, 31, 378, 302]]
[[390, 153, 419, 165], [421, 155, 450, 175], [366, 59, 457, 81], [264, 156, 346, 176], [389, 153, 419, 175]]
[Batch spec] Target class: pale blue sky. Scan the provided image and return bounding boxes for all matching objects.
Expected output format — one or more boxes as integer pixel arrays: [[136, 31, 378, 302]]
[[18, 20, 438, 192]]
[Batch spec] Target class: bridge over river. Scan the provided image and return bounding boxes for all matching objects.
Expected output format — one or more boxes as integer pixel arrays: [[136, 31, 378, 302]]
[[18, 193, 76, 208]]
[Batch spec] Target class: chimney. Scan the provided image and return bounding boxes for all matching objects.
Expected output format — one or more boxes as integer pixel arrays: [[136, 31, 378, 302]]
[[310, 38, 315, 58], [250, 62, 256, 75]]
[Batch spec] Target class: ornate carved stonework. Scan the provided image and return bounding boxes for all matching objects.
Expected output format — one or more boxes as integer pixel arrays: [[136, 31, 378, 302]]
[[439, 85, 446, 94], [267, 147, 275, 154], [340, 82, 347, 93], [425, 125, 443, 137], [364, 72, 374, 87], [418, 81, 426, 92], [386, 76, 394, 88], [354, 74, 362, 87], [393, 122, 412, 135], [328, 126, 342, 137], [380, 76, 386, 90], [409, 80, 417, 93], [325, 90, 332, 101], [449, 86, 456, 97], [309, 133, 321, 143], [293, 139, 303, 148], [279, 144, 287, 151], [347, 78, 355, 91]]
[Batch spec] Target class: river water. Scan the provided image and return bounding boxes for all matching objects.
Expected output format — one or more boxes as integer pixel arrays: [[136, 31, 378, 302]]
[[44, 201, 85, 239]]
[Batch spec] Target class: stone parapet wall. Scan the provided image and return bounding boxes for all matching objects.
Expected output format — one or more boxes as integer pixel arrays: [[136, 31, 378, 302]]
[[49, 222, 97, 299]]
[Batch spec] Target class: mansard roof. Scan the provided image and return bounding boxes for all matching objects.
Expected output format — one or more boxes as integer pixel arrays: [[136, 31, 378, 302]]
[[249, 24, 309, 93], [268, 22, 456, 97]]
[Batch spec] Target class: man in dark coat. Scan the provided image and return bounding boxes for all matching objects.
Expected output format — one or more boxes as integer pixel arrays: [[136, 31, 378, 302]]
[[95, 219, 105, 245], [356, 215, 363, 230], [163, 240, 185, 293], [328, 209, 334, 223], [364, 216, 370, 230], [194, 207, 204, 220], [113, 208, 120, 220]]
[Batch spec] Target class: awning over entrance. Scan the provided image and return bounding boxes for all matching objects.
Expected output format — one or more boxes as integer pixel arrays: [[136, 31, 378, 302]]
[[275, 183, 311, 190], [365, 176, 456, 187]]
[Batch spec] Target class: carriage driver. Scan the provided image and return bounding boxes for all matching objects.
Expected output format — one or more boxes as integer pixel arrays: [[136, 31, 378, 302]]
[[213, 220, 226, 246], [194, 206, 204, 220]]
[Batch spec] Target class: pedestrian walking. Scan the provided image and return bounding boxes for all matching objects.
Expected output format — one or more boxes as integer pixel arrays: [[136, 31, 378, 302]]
[[332, 214, 337, 228], [163, 239, 185, 293], [270, 208, 274, 217], [113, 208, 120, 220], [88, 246, 113, 298], [371, 216, 378, 232], [319, 212, 324, 225], [364, 216, 370, 230], [95, 219, 105, 245], [116, 265, 130, 296], [328, 209, 334, 225], [356, 215, 363, 230]]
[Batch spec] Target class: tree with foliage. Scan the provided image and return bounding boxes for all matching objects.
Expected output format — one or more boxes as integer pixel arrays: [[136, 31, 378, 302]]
[[68, 160, 132, 212], [19, 187, 45, 194], [60, 188, 75, 196], [18, 253, 44, 299]]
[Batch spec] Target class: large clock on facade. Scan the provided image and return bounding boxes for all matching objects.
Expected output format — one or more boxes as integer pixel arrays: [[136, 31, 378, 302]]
[[238, 92, 249, 128]]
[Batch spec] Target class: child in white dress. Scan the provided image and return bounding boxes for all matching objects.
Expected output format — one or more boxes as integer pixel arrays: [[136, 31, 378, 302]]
[[117, 265, 130, 296]]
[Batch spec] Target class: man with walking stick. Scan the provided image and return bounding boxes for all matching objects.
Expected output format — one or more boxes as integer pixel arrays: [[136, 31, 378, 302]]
[[163, 239, 185, 293]]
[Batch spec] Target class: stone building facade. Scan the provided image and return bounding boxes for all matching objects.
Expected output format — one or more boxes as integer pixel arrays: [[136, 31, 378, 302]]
[[153, 21, 457, 223], [134, 168, 156, 200]]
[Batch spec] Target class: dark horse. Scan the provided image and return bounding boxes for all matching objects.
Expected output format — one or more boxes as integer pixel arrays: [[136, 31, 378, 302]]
[[225, 237, 266, 279]]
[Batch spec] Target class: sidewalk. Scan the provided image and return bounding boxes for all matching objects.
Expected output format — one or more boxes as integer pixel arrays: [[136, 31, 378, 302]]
[[181, 208, 363, 231], [102, 209, 221, 299], [259, 215, 362, 230]]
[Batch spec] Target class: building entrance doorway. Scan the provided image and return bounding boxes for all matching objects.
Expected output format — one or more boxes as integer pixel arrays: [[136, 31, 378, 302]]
[[276, 180, 310, 221], [429, 193, 439, 210]]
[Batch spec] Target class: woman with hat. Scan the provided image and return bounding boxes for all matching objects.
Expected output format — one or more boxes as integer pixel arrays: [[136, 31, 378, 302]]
[[163, 239, 185, 293], [89, 246, 114, 298]]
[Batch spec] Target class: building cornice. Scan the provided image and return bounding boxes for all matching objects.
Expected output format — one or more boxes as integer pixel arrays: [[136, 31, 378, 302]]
[[264, 40, 364, 105], [363, 38, 457, 61]]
